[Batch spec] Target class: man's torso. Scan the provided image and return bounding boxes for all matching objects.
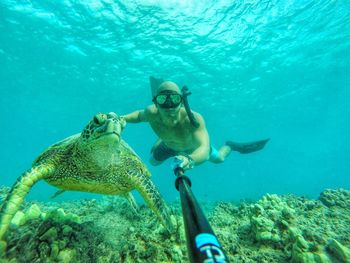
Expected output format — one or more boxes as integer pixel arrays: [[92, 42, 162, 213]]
[[147, 106, 199, 152]]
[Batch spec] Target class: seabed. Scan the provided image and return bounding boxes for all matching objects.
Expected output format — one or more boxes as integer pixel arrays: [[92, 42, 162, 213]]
[[0, 187, 349, 263]]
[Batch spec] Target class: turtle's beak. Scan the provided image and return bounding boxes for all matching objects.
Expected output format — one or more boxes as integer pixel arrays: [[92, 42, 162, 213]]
[[109, 119, 123, 137]]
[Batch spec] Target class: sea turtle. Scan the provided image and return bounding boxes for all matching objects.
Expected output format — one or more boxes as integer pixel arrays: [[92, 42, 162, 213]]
[[0, 112, 173, 241]]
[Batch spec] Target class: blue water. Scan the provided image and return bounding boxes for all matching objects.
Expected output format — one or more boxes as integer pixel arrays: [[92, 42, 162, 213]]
[[0, 0, 349, 203]]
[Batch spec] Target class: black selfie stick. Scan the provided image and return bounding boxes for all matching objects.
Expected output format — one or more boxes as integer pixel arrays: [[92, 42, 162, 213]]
[[174, 166, 228, 262]]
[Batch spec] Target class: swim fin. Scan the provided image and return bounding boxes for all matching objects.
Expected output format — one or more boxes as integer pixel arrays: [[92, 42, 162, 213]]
[[226, 138, 270, 154], [50, 189, 66, 199], [149, 76, 164, 97]]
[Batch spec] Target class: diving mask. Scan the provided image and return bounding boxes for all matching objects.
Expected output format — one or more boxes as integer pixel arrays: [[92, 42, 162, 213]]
[[153, 92, 182, 108]]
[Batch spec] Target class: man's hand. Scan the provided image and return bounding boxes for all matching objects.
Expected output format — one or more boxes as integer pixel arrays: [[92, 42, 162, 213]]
[[172, 155, 195, 170]]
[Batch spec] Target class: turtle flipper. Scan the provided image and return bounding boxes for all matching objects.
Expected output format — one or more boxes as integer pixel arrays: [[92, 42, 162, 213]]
[[132, 172, 173, 232], [0, 164, 55, 240], [50, 189, 66, 199], [123, 192, 139, 213], [226, 138, 270, 154]]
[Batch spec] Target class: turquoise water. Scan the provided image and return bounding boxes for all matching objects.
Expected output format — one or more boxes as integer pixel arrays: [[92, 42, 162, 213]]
[[0, 0, 349, 203]]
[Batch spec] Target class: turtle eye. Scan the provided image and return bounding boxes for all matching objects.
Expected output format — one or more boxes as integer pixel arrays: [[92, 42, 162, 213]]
[[93, 114, 104, 125], [92, 113, 109, 125]]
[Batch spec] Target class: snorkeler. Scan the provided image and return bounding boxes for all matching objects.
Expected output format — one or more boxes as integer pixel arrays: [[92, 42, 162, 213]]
[[121, 78, 269, 170]]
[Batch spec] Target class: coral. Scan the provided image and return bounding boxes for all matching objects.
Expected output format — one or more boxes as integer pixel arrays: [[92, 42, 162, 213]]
[[249, 194, 295, 245], [3, 206, 96, 262], [250, 214, 280, 242], [290, 234, 350, 263], [10, 204, 42, 229], [57, 249, 76, 263], [1, 188, 349, 262], [44, 208, 81, 224], [0, 240, 6, 258], [24, 204, 42, 221], [289, 229, 331, 263], [319, 189, 350, 208], [210, 189, 350, 262], [11, 211, 26, 227], [326, 239, 350, 263]]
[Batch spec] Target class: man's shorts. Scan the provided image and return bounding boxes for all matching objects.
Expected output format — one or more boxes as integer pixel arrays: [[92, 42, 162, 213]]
[[151, 142, 220, 162], [151, 142, 178, 162]]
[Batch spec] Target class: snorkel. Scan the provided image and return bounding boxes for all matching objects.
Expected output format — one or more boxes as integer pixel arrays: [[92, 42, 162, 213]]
[[181, 86, 200, 128]]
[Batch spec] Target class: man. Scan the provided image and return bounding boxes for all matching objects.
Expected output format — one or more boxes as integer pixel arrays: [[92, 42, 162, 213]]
[[121, 80, 269, 170]]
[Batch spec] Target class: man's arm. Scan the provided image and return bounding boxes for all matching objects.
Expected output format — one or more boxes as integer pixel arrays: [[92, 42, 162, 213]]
[[121, 106, 153, 123], [121, 110, 145, 123]]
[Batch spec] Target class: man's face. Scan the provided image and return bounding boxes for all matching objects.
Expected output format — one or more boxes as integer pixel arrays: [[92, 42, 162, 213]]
[[155, 91, 182, 118], [154, 81, 182, 117]]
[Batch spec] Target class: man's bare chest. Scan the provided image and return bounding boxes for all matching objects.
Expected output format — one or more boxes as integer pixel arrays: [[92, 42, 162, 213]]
[[151, 121, 191, 140]]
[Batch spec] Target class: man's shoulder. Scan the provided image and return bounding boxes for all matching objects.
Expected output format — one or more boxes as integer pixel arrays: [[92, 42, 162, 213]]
[[188, 110, 204, 122], [184, 110, 207, 129], [144, 105, 158, 120], [145, 104, 157, 114], [180, 108, 205, 125], [192, 111, 203, 118]]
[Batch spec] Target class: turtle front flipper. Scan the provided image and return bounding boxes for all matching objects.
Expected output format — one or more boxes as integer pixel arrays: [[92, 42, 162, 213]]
[[131, 172, 174, 232], [123, 192, 139, 213], [0, 164, 55, 240]]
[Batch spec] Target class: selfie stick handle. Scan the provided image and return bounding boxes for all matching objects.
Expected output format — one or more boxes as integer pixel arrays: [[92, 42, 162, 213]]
[[174, 167, 228, 263]]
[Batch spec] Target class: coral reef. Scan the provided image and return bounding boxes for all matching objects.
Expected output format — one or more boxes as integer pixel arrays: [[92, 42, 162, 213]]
[[319, 188, 350, 208], [0, 188, 349, 262]]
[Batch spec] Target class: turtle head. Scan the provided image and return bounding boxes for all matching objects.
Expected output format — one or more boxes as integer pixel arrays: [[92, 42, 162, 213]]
[[80, 112, 126, 147]]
